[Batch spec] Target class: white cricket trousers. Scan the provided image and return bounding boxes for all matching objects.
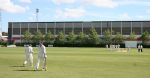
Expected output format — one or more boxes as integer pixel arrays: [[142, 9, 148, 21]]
[[35, 56, 45, 70], [24, 54, 33, 66]]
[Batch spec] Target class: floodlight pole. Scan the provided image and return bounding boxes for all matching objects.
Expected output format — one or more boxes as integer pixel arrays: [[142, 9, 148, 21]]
[[36, 8, 39, 22], [36, 8, 39, 32]]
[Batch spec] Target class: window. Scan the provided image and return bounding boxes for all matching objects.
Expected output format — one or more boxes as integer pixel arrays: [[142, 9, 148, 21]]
[[132, 22, 141, 35], [143, 21, 150, 33], [122, 21, 131, 35], [112, 21, 121, 34]]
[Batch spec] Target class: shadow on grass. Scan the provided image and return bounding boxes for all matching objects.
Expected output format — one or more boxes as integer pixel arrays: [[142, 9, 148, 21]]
[[10, 65, 25, 67], [11, 65, 44, 72], [13, 69, 42, 71]]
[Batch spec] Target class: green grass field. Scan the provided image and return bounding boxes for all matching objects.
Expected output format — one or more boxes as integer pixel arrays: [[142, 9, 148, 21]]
[[0, 47, 150, 78]]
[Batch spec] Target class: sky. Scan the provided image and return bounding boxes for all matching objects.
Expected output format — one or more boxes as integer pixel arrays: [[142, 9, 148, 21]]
[[0, 0, 150, 32]]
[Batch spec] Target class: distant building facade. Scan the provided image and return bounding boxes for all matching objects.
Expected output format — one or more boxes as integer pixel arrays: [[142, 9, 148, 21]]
[[8, 21, 150, 43]]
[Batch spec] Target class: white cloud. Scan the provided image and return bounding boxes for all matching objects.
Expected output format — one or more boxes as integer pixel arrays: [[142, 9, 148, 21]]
[[52, 0, 118, 8], [52, 0, 75, 5], [136, 16, 145, 19], [97, 13, 133, 21], [118, 13, 132, 20], [0, 0, 26, 13], [83, 0, 118, 8], [27, 16, 35, 22], [51, 0, 150, 8], [55, 8, 86, 18], [116, 0, 150, 6], [19, 0, 32, 4]]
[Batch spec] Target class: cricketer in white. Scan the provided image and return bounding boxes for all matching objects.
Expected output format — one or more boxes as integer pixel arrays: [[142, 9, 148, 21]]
[[23, 44, 33, 67], [35, 42, 47, 71]]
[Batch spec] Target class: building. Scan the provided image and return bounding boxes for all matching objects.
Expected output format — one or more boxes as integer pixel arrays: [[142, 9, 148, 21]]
[[8, 21, 150, 43], [0, 32, 8, 42]]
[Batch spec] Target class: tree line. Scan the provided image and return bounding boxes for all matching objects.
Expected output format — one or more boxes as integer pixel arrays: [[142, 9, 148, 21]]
[[21, 27, 150, 47]]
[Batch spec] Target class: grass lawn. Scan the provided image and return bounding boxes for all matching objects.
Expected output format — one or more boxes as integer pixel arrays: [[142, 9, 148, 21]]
[[0, 47, 150, 78]]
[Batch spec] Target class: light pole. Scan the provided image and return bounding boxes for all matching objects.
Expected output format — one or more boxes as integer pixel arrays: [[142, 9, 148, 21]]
[[36, 8, 39, 22], [36, 8, 39, 32]]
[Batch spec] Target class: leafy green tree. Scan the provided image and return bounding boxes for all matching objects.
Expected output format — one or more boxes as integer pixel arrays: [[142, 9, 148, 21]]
[[67, 31, 76, 42], [113, 32, 124, 44], [55, 32, 65, 45], [23, 31, 32, 43], [77, 32, 86, 41], [141, 31, 150, 42], [66, 31, 76, 46], [103, 29, 112, 45], [88, 27, 100, 44], [127, 32, 136, 40], [44, 31, 54, 44], [32, 31, 43, 43], [75, 32, 87, 46]]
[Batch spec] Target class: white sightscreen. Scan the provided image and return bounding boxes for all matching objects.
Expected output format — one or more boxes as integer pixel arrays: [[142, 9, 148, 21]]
[[125, 41, 137, 48]]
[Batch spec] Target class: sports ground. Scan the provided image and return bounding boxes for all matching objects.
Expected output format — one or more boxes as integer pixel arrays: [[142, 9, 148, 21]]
[[0, 47, 150, 78]]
